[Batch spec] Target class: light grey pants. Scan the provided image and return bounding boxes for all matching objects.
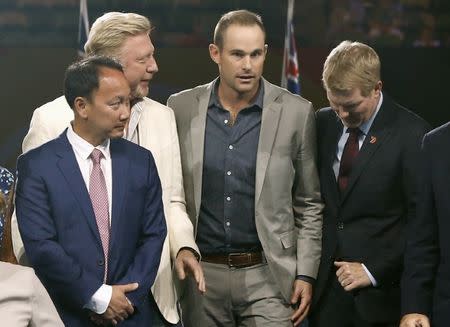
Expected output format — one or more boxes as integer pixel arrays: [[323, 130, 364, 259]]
[[180, 261, 294, 327]]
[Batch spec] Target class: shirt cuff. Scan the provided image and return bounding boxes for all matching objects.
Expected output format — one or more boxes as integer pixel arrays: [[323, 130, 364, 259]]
[[83, 284, 112, 314], [361, 263, 378, 287], [295, 275, 315, 286]]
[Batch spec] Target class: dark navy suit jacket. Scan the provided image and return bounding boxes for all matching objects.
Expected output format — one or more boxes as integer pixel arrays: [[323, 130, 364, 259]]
[[313, 95, 430, 324], [15, 131, 167, 326], [401, 122, 450, 327]]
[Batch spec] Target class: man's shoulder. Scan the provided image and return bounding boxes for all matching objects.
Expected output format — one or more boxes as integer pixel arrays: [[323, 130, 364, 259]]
[[383, 96, 429, 130], [316, 107, 334, 121], [18, 134, 64, 166], [30, 95, 74, 128], [112, 137, 152, 156], [168, 82, 212, 103], [263, 79, 313, 109], [0, 262, 35, 290], [34, 95, 72, 115], [141, 97, 171, 112], [424, 121, 450, 147]]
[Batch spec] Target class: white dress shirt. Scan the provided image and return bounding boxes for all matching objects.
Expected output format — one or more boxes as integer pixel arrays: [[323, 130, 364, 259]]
[[66, 125, 113, 314]]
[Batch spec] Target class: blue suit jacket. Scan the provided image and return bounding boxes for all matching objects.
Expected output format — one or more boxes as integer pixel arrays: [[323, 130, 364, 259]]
[[16, 131, 167, 326]]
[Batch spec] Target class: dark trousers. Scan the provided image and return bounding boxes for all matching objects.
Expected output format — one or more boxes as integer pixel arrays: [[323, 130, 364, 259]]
[[309, 276, 397, 327], [150, 295, 182, 327]]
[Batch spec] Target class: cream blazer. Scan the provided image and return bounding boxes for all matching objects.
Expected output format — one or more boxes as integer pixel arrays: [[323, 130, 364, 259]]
[[0, 261, 64, 326], [12, 95, 198, 323]]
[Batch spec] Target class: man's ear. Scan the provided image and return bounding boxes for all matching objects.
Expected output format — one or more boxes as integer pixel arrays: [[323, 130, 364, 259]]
[[374, 81, 383, 96], [209, 43, 220, 64], [74, 96, 89, 119]]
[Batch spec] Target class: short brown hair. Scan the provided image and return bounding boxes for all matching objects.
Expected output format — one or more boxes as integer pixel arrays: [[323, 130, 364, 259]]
[[213, 10, 265, 50], [322, 40, 380, 96]]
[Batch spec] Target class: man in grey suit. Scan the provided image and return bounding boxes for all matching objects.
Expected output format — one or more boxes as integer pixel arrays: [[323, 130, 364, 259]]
[[167, 9, 323, 327]]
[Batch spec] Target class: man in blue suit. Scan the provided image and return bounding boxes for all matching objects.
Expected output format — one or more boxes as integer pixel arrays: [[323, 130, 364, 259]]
[[15, 56, 167, 326]]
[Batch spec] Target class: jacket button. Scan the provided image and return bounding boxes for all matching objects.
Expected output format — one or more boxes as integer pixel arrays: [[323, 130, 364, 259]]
[[97, 259, 104, 266], [337, 222, 344, 230]]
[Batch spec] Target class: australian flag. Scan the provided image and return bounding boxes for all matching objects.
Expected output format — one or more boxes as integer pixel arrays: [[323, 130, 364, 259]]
[[78, 0, 90, 56], [281, 0, 300, 95]]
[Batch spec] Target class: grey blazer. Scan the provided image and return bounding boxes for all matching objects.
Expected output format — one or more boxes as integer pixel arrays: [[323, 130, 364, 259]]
[[167, 78, 323, 301]]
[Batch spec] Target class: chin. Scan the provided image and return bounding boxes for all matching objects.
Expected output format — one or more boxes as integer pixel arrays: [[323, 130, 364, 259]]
[[133, 85, 149, 98], [109, 131, 124, 139]]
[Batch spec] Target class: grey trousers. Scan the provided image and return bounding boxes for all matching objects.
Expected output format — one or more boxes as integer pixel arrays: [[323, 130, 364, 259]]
[[180, 261, 294, 327]]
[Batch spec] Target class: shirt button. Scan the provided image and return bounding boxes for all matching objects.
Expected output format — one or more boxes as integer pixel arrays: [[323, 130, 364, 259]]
[[228, 145, 234, 150], [226, 221, 230, 227], [226, 171, 232, 176], [97, 259, 105, 266], [224, 119, 229, 124], [226, 196, 231, 201], [337, 222, 344, 230]]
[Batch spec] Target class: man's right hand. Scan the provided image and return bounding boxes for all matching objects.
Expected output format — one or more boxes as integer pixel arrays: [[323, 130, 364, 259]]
[[400, 313, 430, 327], [95, 283, 138, 325]]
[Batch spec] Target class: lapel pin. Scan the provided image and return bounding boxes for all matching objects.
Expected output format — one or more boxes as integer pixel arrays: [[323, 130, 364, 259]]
[[369, 135, 377, 144]]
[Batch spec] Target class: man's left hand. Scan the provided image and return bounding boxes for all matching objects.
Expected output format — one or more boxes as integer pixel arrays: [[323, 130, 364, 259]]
[[290, 279, 312, 326], [334, 261, 371, 291], [175, 249, 206, 294]]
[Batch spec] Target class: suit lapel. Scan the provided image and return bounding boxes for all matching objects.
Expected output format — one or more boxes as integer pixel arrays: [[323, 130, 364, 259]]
[[255, 80, 282, 205], [109, 140, 129, 250], [55, 132, 102, 246], [340, 97, 395, 203], [323, 113, 343, 207], [191, 83, 213, 216]]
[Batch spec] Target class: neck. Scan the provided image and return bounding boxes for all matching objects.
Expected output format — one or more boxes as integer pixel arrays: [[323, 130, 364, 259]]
[[72, 121, 106, 147], [217, 83, 259, 113]]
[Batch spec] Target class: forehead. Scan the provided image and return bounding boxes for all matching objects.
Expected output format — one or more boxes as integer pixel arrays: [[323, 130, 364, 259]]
[[327, 88, 364, 104], [222, 24, 265, 49], [119, 33, 153, 57], [97, 68, 130, 94]]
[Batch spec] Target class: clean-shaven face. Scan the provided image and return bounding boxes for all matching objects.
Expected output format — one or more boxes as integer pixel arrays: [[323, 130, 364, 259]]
[[210, 24, 267, 97], [85, 67, 131, 142], [327, 86, 381, 128]]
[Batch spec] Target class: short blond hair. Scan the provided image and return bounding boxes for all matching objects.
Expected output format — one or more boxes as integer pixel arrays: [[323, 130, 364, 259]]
[[84, 12, 152, 58], [322, 41, 380, 96]]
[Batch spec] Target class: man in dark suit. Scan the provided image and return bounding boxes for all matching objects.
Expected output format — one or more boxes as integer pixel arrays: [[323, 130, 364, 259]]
[[15, 56, 166, 326], [309, 41, 430, 327], [400, 122, 450, 327]]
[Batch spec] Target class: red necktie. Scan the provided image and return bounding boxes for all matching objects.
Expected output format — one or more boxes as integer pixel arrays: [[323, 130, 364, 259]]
[[89, 149, 110, 282], [338, 128, 361, 192]]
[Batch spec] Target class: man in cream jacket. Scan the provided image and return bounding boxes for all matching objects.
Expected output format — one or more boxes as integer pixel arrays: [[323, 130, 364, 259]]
[[12, 12, 204, 327]]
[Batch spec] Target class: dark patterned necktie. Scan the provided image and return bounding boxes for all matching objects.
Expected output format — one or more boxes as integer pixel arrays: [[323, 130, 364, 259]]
[[338, 128, 361, 192], [89, 149, 110, 282]]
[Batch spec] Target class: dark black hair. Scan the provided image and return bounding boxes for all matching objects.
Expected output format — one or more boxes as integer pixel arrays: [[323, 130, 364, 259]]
[[64, 55, 123, 109]]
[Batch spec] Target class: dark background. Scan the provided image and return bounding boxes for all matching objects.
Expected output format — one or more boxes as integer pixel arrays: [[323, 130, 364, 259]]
[[1, 0, 449, 170]]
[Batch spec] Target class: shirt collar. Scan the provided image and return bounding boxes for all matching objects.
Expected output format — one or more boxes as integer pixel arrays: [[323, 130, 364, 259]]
[[208, 78, 264, 110], [67, 123, 110, 160]]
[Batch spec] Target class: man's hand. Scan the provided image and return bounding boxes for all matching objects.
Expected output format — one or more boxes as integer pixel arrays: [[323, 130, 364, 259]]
[[175, 249, 206, 294], [400, 313, 430, 327], [334, 261, 371, 291], [290, 279, 312, 326], [92, 283, 138, 326]]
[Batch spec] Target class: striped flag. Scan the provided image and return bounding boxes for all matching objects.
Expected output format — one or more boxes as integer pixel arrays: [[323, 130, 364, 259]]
[[281, 0, 300, 95], [78, 0, 90, 56]]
